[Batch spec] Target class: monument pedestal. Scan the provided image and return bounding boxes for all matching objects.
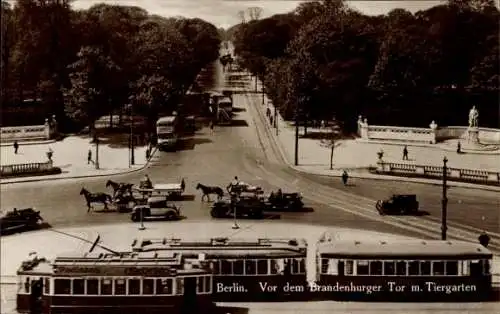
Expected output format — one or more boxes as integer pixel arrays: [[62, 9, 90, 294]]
[[467, 127, 479, 144]]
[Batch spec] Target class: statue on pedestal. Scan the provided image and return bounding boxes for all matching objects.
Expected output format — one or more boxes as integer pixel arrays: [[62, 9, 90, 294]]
[[468, 105, 479, 128]]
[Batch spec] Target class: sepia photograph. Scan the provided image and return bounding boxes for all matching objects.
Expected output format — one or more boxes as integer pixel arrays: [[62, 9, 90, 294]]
[[0, 0, 499, 313]]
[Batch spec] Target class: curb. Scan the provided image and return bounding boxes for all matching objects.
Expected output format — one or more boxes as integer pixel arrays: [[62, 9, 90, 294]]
[[249, 84, 500, 192], [0, 139, 56, 147], [355, 138, 500, 155], [0, 147, 158, 185]]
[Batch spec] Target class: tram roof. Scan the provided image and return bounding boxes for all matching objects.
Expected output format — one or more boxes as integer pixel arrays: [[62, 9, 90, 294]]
[[157, 116, 177, 123], [317, 240, 492, 259], [131, 237, 307, 257]]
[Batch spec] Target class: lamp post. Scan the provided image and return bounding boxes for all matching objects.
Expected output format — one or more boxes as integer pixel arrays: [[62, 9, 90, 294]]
[[130, 104, 135, 166], [95, 137, 100, 170], [294, 108, 299, 166], [441, 156, 448, 240], [274, 107, 278, 136], [139, 208, 146, 230], [232, 194, 239, 230]]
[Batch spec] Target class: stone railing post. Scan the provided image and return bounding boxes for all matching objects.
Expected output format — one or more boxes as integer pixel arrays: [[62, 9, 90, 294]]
[[429, 120, 438, 144]]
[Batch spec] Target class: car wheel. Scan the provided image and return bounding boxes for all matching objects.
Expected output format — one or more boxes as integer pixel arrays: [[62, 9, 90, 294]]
[[165, 212, 176, 220]]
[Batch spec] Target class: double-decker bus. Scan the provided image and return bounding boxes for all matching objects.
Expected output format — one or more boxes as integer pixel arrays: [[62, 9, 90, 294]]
[[131, 237, 308, 301], [16, 251, 214, 314], [156, 115, 180, 150], [316, 239, 493, 301]]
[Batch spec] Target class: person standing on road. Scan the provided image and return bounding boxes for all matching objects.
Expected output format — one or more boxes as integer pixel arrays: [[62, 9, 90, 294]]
[[342, 171, 349, 186], [209, 120, 214, 135], [13, 141, 19, 154], [402, 146, 409, 160], [87, 149, 93, 164]]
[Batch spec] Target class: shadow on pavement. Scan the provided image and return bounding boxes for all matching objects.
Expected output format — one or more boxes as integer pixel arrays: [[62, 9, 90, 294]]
[[232, 107, 246, 113], [176, 138, 213, 150], [168, 194, 196, 201], [0, 222, 52, 236], [217, 119, 248, 127]]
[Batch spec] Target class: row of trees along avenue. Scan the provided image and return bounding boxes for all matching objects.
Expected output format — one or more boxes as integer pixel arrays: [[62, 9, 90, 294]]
[[1, 0, 221, 134], [230, 0, 499, 132]]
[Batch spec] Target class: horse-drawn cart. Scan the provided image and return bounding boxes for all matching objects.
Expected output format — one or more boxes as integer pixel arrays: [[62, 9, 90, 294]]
[[135, 179, 186, 199]]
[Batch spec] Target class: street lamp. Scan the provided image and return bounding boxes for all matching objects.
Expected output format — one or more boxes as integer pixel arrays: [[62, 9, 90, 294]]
[[130, 104, 135, 166], [274, 107, 278, 136], [139, 209, 146, 230], [232, 194, 239, 229], [329, 121, 341, 170], [294, 108, 299, 166], [441, 156, 448, 240], [94, 137, 100, 170]]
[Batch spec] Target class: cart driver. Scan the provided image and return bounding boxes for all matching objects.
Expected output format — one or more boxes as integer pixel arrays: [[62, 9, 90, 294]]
[[276, 188, 283, 200], [141, 174, 153, 189], [228, 176, 240, 193]]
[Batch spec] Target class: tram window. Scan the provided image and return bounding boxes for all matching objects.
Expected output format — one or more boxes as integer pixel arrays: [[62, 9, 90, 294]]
[[338, 261, 345, 277], [321, 259, 329, 274], [211, 260, 220, 274], [86, 279, 99, 295], [72, 279, 85, 295], [24, 277, 30, 293], [420, 261, 431, 275], [221, 260, 232, 274], [298, 258, 306, 274], [128, 279, 140, 295], [384, 261, 395, 276], [115, 279, 126, 295], [271, 259, 284, 274], [257, 259, 268, 275], [446, 261, 458, 276], [370, 261, 383, 275], [408, 261, 420, 276], [176, 278, 184, 295], [44, 278, 50, 294], [396, 261, 407, 276], [483, 260, 491, 275], [54, 279, 71, 295], [470, 260, 482, 277], [143, 279, 154, 294], [204, 276, 211, 292], [156, 278, 173, 295], [101, 279, 112, 295], [345, 260, 354, 276], [462, 261, 470, 275], [197, 277, 204, 293], [433, 261, 445, 275], [357, 261, 369, 275], [233, 260, 244, 275], [245, 260, 256, 275]]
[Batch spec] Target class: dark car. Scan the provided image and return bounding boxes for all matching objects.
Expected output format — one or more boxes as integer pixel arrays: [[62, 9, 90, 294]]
[[265, 191, 304, 211], [376, 194, 419, 215], [0, 208, 43, 235], [131, 196, 180, 221], [211, 194, 264, 219]]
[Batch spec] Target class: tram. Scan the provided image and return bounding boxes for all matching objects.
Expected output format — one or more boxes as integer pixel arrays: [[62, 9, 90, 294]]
[[131, 237, 309, 301], [316, 239, 493, 301], [16, 251, 214, 314]]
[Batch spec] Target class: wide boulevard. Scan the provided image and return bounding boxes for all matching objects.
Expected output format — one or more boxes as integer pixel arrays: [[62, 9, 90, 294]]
[[1, 60, 499, 253]]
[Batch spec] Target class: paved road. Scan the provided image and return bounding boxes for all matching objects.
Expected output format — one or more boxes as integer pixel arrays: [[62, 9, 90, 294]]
[[1, 60, 499, 254]]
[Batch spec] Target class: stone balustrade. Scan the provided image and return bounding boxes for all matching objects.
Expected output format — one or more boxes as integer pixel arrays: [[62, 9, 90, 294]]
[[357, 116, 500, 145], [0, 115, 57, 142], [1, 160, 54, 176], [375, 161, 500, 185]]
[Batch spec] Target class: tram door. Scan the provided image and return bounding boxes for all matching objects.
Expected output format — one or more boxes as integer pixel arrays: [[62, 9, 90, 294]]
[[182, 277, 198, 313]]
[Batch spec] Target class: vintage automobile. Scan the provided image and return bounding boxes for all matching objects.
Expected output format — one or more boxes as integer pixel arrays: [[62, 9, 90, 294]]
[[376, 194, 419, 215], [130, 196, 181, 221], [0, 208, 43, 235], [211, 193, 264, 219], [265, 191, 304, 211]]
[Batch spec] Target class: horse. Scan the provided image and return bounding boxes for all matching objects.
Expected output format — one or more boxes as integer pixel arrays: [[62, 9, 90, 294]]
[[80, 188, 112, 213], [106, 180, 134, 197], [196, 183, 224, 202]]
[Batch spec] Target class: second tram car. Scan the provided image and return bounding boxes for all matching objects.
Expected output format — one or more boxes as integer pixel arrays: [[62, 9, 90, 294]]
[[16, 252, 214, 314], [131, 237, 308, 301], [316, 239, 493, 301]]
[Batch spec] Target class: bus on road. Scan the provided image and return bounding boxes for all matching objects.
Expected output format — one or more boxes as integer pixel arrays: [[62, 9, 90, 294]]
[[156, 115, 180, 150]]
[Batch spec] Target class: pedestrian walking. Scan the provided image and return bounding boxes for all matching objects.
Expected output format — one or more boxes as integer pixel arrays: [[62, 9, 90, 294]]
[[266, 107, 271, 118], [46, 147, 53, 161], [270, 116, 274, 126], [87, 149, 93, 164], [13, 141, 19, 154], [456, 141, 461, 154], [342, 170, 349, 186], [402, 146, 409, 160]]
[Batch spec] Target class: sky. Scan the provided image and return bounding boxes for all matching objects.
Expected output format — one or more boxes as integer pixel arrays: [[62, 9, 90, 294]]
[[66, 0, 446, 29]]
